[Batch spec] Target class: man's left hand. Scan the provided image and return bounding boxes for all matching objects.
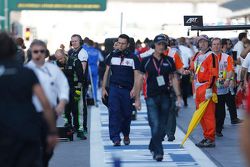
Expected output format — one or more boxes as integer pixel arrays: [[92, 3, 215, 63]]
[[134, 98, 141, 111], [130, 88, 135, 98], [176, 95, 182, 108]]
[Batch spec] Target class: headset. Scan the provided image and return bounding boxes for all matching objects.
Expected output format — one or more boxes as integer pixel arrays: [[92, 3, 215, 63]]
[[70, 34, 84, 46]]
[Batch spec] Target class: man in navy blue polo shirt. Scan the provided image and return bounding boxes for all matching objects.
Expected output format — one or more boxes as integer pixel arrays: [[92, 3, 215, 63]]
[[140, 34, 181, 161], [102, 34, 141, 146]]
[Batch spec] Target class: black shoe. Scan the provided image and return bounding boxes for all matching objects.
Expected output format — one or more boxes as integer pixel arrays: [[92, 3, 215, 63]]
[[196, 138, 215, 148], [154, 154, 163, 162], [168, 136, 175, 142], [64, 122, 72, 128], [77, 131, 87, 140], [123, 136, 130, 145], [231, 118, 243, 124], [113, 141, 121, 146], [216, 132, 223, 137]]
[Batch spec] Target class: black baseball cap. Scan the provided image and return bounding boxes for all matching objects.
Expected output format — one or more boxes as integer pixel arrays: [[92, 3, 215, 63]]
[[154, 34, 167, 44]]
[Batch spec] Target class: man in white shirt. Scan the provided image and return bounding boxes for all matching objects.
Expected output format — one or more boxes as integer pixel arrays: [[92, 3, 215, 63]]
[[233, 32, 248, 81], [178, 37, 193, 106], [178, 37, 193, 69], [26, 39, 69, 167]]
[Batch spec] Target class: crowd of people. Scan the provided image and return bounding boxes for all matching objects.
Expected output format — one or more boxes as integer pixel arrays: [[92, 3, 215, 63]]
[[1, 30, 250, 166]]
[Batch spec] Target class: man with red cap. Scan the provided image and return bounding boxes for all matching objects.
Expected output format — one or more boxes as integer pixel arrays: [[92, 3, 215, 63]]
[[190, 35, 218, 147]]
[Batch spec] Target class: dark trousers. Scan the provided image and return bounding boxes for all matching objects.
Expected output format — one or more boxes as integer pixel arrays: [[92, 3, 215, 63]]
[[146, 94, 170, 155], [38, 113, 55, 167], [0, 136, 42, 167], [108, 85, 133, 142], [82, 87, 88, 131], [166, 91, 177, 138], [65, 89, 79, 130], [181, 74, 191, 106], [215, 93, 238, 133]]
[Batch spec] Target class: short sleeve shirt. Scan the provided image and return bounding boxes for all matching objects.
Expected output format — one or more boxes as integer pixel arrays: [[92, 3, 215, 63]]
[[0, 61, 40, 140], [78, 48, 88, 62], [105, 50, 140, 89], [140, 54, 176, 97]]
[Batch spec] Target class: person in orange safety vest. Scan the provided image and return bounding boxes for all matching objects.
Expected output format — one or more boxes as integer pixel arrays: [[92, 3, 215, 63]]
[[211, 38, 241, 137], [190, 35, 218, 147]]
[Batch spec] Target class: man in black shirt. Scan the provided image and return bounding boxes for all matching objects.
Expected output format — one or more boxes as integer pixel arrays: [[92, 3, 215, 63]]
[[0, 32, 57, 167], [55, 49, 87, 140], [140, 34, 181, 161]]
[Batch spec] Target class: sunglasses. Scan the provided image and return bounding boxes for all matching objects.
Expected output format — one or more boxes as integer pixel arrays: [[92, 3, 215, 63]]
[[33, 50, 46, 54]]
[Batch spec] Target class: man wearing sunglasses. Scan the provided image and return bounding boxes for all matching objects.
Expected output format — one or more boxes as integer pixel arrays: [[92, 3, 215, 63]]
[[26, 39, 69, 167]]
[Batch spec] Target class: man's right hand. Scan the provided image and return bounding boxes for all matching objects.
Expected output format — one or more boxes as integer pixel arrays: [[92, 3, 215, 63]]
[[102, 88, 108, 99]]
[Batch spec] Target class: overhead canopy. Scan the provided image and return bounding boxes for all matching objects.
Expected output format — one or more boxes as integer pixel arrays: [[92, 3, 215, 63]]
[[220, 0, 250, 18], [221, 0, 250, 12]]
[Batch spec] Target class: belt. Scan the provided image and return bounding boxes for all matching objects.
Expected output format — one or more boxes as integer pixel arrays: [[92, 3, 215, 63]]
[[111, 83, 130, 90]]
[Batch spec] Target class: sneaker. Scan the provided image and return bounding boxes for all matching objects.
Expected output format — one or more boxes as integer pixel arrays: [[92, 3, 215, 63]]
[[113, 141, 121, 146], [195, 138, 207, 147], [154, 154, 163, 162], [123, 136, 130, 145], [196, 139, 215, 148], [77, 131, 87, 140], [231, 118, 243, 124], [168, 136, 175, 142], [216, 132, 223, 137]]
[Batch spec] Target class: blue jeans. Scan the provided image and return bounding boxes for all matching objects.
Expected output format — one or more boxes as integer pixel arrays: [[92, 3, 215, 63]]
[[146, 94, 170, 155]]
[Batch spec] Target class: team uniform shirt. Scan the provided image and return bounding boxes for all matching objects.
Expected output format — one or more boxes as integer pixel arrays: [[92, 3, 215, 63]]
[[105, 50, 140, 90], [140, 54, 176, 98], [56, 56, 84, 88], [26, 61, 69, 112], [0, 61, 41, 140], [164, 47, 184, 70], [216, 53, 234, 95], [83, 44, 102, 75]]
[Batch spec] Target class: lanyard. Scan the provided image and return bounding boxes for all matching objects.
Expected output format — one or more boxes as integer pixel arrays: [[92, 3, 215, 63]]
[[37, 66, 52, 77], [153, 58, 163, 76]]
